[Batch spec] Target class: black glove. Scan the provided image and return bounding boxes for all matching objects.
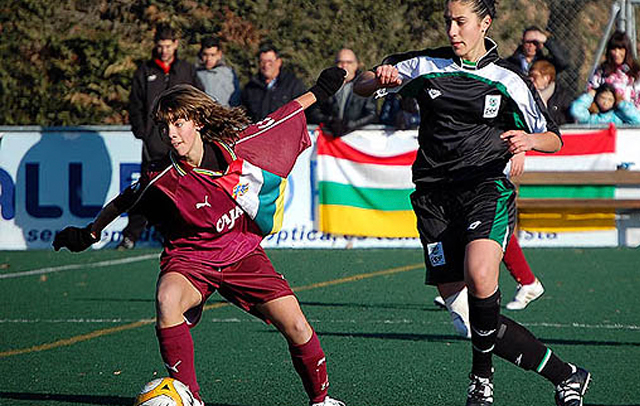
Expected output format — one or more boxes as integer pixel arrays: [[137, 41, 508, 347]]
[[53, 224, 99, 252], [309, 66, 347, 103]]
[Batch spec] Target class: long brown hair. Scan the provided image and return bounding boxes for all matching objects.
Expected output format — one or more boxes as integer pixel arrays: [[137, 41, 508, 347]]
[[602, 31, 640, 79], [152, 84, 250, 145]]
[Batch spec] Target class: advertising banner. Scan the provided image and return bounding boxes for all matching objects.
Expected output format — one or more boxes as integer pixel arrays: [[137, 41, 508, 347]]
[[1, 126, 639, 249]]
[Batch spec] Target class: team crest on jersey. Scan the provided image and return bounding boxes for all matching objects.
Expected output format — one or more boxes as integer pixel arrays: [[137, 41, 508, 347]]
[[483, 95, 501, 118], [232, 183, 249, 198], [427, 242, 446, 267]]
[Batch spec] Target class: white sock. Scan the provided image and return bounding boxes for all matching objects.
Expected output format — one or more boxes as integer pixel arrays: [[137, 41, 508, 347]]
[[445, 286, 471, 338]]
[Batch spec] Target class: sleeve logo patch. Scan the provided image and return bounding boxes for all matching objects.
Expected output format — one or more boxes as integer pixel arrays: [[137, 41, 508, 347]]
[[427, 241, 446, 267], [483, 95, 501, 118]]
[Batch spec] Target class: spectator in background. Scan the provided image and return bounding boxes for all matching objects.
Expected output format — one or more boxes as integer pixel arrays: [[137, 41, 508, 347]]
[[507, 26, 570, 75], [196, 36, 240, 107], [241, 42, 306, 121], [529, 59, 573, 125], [309, 48, 377, 136], [124, 23, 203, 250], [588, 31, 640, 109], [570, 83, 640, 125], [379, 94, 421, 130]]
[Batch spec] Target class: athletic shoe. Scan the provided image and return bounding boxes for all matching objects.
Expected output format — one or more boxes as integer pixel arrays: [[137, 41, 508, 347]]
[[116, 236, 135, 251], [311, 396, 346, 406], [555, 364, 591, 406], [506, 278, 544, 310], [466, 373, 493, 406], [433, 295, 446, 309], [194, 400, 205, 406]]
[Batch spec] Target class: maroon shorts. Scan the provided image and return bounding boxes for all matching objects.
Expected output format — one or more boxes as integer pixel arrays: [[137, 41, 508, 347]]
[[160, 246, 294, 326]]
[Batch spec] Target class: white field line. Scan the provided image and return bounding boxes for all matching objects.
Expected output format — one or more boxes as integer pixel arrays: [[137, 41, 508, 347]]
[[1, 317, 638, 331], [0, 253, 159, 280]]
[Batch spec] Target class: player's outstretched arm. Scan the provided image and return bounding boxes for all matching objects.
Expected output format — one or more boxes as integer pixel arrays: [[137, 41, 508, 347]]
[[295, 66, 347, 109], [52, 199, 123, 252], [353, 65, 403, 97]]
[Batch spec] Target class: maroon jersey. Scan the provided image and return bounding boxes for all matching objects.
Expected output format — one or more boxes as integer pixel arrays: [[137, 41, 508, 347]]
[[113, 99, 309, 267]]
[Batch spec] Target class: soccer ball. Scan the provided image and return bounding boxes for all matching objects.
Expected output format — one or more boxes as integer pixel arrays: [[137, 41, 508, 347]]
[[133, 377, 197, 406]]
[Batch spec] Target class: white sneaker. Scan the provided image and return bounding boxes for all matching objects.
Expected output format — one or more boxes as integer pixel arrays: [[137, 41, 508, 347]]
[[311, 396, 346, 406], [433, 295, 447, 309], [193, 398, 205, 406], [506, 279, 544, 310]]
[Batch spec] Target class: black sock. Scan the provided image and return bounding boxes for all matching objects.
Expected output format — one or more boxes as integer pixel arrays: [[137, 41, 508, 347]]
[[494, 315, 573, 385], [469, 289, 501, 378]]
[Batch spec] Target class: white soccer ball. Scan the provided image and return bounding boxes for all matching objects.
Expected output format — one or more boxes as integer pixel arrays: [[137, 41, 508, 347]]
[[133, 377, 197, 406]]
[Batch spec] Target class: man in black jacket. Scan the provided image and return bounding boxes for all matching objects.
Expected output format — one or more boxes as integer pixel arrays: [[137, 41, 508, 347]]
[[241, 42, 306, 121], [309, 48, 377, 136], [506, 26, 570, 76], [121, 23, 203, 250]]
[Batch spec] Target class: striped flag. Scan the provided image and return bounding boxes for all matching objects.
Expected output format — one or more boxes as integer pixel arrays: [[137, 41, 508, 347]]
[[520, 125, 617, 233], [316, 130, 419, 237], [213, 158, 286, 236]]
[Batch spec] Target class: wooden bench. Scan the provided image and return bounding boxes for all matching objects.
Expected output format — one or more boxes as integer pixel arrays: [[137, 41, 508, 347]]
[[515, 171, 640, 210]]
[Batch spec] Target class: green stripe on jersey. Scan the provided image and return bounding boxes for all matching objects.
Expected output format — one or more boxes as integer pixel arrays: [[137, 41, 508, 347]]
[[462, 59, 478, 68], [400, 71, 530, 132]]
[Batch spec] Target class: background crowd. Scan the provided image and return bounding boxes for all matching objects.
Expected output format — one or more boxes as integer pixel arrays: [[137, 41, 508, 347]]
[[116, 22, 640, 250], [142, 24, 640, 134]]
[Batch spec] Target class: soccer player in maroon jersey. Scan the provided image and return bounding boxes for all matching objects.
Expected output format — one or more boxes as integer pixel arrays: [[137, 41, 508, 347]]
[[53, 67, 347, 406]]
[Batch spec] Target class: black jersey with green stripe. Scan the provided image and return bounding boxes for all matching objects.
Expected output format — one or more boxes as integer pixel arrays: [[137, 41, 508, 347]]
[[381, 38, 561, 186]]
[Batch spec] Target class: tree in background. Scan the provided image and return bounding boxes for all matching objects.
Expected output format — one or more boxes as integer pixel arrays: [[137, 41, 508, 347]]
[[0, 0, 616, 126]]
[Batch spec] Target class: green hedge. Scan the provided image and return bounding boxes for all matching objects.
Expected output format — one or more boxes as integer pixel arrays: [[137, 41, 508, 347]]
[[0, 0, 609, 125]]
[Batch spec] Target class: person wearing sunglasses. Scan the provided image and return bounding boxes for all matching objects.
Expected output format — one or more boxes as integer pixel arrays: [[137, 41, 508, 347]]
[[506, 25, 570, 75]]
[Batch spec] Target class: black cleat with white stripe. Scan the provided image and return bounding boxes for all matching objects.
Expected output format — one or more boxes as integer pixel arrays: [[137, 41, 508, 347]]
[[466, 372, 494, 406], [555, 364, 591, 406]]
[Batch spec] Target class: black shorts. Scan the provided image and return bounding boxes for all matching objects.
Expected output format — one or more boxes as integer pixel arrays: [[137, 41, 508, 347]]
[[410, 178, 516, 285]]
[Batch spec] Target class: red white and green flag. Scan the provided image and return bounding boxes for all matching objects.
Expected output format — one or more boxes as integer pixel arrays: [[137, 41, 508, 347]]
[[520, 125, 619, 233], [316, 130, 419, 237]]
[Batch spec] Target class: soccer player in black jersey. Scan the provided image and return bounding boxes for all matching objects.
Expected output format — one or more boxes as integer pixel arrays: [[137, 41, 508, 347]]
[[354, 1, 590, 405]]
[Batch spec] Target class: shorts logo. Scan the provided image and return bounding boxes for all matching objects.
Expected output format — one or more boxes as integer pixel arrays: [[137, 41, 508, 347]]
[[427, 242, 446, 267], [468, 220, 482, 230], [147, 74, 158, 82], [483, 95, 501, 118]]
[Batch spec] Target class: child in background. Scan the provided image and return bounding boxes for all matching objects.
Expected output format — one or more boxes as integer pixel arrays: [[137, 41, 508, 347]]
[[570, 83, 640, 125]]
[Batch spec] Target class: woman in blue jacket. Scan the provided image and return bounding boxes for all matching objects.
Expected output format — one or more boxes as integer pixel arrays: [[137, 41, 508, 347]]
[[571, 83, 640, 125]]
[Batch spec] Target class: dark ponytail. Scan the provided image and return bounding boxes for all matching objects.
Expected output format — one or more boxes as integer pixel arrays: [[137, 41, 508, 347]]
[[477, 0, 497, 19]]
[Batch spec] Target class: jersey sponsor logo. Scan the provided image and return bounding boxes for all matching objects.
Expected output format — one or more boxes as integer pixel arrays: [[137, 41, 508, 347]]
[[195, 195, 211, 209], [483, 95, 501, 118], [216, 206, 244, 232], [427, 241, 446, 267], [147, 74, 158, 82], [427, 88, 442, 99], [468, 220, 482, 230]]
